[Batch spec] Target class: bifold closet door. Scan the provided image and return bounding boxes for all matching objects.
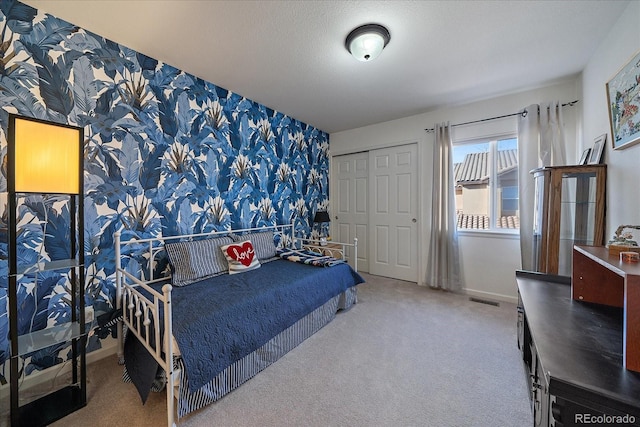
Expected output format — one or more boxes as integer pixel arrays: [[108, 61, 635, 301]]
[[332, 152, 369, 272], [369, 144, 418, 282]]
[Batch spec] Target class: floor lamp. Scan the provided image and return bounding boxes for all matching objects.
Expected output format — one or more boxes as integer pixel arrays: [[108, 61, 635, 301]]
[[7, 114, 86, 426]]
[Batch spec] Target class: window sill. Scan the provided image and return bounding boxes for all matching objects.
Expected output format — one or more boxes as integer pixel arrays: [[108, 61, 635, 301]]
[[457, 229, 520, 240]]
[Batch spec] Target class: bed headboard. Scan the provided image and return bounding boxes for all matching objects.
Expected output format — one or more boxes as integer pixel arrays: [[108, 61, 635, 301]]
[[114, 224, 295, 284]]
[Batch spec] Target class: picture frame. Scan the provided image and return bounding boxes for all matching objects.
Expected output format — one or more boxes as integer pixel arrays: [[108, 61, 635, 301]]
[[606, 49, 640, 150], [608, 225, 640, 247], [578, 148, 591, 165], [587, 134, 606, 164]]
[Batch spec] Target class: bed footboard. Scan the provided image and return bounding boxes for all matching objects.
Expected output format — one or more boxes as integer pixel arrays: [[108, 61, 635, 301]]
[[297, 237, 358, 271], [115, 231, 177, 427]]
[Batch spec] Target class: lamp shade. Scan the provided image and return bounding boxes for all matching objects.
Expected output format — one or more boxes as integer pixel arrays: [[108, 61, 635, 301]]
[[345, 24, 391, 62], [313, 210, 331, 223], [10, 115, 82, 194]]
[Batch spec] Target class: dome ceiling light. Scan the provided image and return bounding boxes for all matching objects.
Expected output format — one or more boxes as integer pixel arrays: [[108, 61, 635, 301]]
[[345, 23, 391, 62]]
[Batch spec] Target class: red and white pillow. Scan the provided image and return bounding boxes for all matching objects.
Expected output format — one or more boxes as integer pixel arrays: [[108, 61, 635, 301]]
[[220, 240, 261, 274]]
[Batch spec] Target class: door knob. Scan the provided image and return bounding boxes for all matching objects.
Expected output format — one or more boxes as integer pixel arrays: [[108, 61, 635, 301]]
[[412, 218, 417, 223]]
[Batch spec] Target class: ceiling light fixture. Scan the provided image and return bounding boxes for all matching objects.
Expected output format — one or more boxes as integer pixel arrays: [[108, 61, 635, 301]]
[[345, 23, 390, 62]]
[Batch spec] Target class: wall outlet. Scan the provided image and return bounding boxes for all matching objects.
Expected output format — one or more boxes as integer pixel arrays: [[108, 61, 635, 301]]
[[86, 305, 95, 323]]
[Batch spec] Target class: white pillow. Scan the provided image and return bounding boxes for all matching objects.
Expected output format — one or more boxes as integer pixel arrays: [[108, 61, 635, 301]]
[[220, 240, 261, 274]]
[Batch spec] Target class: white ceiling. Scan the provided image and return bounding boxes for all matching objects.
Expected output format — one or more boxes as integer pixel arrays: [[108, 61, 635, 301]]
[[23, 1, 630, 133]]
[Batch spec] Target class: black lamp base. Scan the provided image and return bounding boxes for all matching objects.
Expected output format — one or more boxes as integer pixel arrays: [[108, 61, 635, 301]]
[[13, 385, 86, 427]]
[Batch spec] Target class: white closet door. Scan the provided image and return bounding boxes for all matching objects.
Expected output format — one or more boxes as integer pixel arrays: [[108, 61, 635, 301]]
[[369, 144, 418, 281], [332, 152, 369, 272]]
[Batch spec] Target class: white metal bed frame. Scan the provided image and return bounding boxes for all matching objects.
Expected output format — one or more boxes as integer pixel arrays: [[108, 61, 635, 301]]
[[114, 224, 357, 426]]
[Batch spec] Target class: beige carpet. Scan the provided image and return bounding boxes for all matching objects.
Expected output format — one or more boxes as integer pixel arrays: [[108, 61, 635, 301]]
[[7, 273, 532, 426]]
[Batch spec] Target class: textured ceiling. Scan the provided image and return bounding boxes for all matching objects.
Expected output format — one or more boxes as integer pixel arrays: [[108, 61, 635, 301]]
[[23, 1, 631, 133]]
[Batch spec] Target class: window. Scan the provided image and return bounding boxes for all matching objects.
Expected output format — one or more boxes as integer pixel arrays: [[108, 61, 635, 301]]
[[501, 186, 518, 215], [452, 136, 519, 232]]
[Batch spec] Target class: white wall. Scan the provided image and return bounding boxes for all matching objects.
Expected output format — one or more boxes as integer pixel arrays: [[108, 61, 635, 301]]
[[581, 1, 640, 240], [331, 80, 580, 303]]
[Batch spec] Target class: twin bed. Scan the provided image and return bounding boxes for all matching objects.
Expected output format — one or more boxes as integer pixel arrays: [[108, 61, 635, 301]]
[[114, 224, 363, 426]]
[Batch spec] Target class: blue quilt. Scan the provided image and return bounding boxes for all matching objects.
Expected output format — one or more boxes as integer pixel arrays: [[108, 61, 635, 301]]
[[136, 259, 363, 394]]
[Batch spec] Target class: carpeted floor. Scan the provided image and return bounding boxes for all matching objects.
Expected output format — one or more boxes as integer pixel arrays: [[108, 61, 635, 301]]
[[7, 273, 533, 426]]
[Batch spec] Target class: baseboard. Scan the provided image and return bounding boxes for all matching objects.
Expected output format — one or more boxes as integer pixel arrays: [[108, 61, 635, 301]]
[[464, 288, 518, 305], [0, 337, 118, 402]]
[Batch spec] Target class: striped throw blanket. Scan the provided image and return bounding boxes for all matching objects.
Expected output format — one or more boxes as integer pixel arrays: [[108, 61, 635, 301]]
[[276, 248, 345, 267]]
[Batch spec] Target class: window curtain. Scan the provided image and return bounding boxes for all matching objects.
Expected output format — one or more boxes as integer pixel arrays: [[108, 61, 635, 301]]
[[425, 122, 461, 291], [518, 102, 567, 270]]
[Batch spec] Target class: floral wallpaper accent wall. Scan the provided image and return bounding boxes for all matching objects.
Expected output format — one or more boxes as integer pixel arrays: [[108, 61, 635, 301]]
[[0, 0, 329, 378]]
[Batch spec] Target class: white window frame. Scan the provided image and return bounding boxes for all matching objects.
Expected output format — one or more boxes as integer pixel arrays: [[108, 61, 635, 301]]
[[453, 134, 519, 236]]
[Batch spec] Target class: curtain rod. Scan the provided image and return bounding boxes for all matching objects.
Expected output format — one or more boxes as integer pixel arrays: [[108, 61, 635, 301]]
[[424, 100, 579, 133]]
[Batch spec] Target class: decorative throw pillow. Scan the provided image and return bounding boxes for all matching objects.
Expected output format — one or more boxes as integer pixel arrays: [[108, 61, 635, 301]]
[[165, 236, 233, 286], [231, 231, 277, 261], [220, 240, 261, 274]]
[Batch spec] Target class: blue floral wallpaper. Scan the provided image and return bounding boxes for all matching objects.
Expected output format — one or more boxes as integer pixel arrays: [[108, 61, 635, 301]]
[[0, 0, 329, 379]]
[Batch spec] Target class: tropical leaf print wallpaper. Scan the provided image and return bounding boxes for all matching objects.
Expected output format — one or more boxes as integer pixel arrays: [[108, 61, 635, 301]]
[[0, 0, 330, 379]]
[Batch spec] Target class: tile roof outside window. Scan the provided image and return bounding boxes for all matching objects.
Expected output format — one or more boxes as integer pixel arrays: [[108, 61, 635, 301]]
[[453, 147, 519, 230]]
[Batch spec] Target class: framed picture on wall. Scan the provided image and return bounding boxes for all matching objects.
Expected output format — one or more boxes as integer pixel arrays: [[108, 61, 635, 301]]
[[588, 134, 606, 164], [606, 49, 640, 150]]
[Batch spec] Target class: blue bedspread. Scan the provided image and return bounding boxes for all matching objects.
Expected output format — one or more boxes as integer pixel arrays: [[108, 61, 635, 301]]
[[151, 259, 363, 392]]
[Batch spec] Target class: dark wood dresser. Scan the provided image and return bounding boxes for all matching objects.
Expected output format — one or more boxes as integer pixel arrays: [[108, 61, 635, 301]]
[[516, 268, 640, 426]]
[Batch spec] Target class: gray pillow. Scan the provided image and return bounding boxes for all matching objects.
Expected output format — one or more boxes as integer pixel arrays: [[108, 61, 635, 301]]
[[165, 236, 233, 286], [231, 231, 277, 261]]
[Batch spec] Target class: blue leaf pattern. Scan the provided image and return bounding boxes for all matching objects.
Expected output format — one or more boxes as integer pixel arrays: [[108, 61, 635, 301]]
[[0, 2, 330, 373]]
